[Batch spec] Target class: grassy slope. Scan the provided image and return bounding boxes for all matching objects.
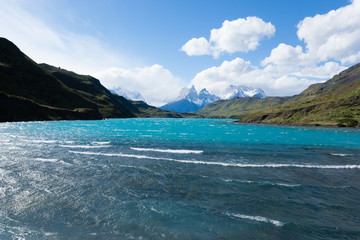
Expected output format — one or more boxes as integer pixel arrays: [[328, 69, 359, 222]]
[[0, 92, 100, 122], [40, 64, 135, 118], [0, 38, 98, 111], [0, 38, 112, 121], [240, 63, 360, 127], [197, 97, 288, 119]]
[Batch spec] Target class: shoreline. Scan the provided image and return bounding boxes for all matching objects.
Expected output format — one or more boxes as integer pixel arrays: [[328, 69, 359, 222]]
[[1, 117, 360, 130]]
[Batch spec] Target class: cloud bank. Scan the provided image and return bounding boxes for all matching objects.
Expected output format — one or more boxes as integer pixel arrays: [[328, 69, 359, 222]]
[[181, 17, 275, 58], [94, 65, 183, 106], [190, 0, 360, 97]]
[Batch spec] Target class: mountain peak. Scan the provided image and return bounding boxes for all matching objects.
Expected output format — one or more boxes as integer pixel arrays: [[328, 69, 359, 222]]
[[223, 85, 266, 99], [177, 85, 198, 101], [161, 84, 266, 113], [111, 87, 145, 101]]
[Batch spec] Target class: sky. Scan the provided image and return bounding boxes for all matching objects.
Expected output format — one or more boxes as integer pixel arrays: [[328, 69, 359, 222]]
[[1, 0, 360, 106]]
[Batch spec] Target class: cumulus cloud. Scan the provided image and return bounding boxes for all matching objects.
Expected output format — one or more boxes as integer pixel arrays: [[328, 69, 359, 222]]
[[181, 17, 275, 58], [297, 0, 360, 64], [263, 0, 360, 67], [191, 57, 346, 98], [293, 61, 346, 79], [181, 37, 212, 56], [94, 65, 184, 106], [261, 44, 314, 67], [214, 0, 356, 97]]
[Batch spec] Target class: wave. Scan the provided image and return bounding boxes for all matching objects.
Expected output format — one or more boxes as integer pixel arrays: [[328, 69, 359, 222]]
[[272, 183, 301, 187], [222, 179, 300, 187], [33, 158, 71, 165], [25, 140, 57, 144], [68, 151, 360, 169], [91, 141, 111, 145], [226, 213, 284, 227], [33, 158, 59, 163], [330, 153, 354, 157], [130, 147, 203, 154], [59, 145, 109, 149]]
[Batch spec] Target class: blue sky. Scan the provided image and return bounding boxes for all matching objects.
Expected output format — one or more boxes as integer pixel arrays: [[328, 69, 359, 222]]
[[1, 0, 359, 105]]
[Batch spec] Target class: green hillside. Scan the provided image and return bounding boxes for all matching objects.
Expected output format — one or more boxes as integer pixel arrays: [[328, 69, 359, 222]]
[[198, 63, 360, 127], [39, 64, 135, 118], [240, 63, 360, 127], [198, 96, 288, 119], [0, 37, 183, 122]]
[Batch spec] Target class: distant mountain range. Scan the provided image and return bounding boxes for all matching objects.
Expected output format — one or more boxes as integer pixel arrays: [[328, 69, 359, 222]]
[[160, 85, 265, 113], [110, 87, 145, 101], [223, 85, 266, 99], [0, 38, 186, 122]]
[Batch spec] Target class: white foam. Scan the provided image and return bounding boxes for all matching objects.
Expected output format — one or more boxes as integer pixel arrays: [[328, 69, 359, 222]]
[[131, 147, 203, 154], [91, 141, 111, 145], [26, 140, 57, 144], [70, 151, 158, 159], [68, 151, 360, 169], [273, 183, 301, 187], [223, 179, 300, 187], [59, 145, 109, 149], [330, 153, 354, 157], [226, 213, 284, 227], [33, 158, 59, 163]]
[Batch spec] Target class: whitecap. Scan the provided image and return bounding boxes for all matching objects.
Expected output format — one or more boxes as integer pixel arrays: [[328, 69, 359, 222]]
[[68, 151, 360, 169], [221, 179, 254, 184], [91, 141, 111, 145], [33, 158, 59, 163], [59, 145, 109, 149], [226, 213, 284, 227], [150, 206, 163, 215], [130, 147, 203, 154], [272, 183, 301, 187], [223, 179, 300, 187], [32, 158, 70, 165], [26, 140, 57, 144], [330, 153, 354, 157]]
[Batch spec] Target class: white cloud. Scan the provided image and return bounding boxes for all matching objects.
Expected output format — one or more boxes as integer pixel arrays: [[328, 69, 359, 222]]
[[293, 62, 346, 79], [263, 0, 360, 67], [94, 65, 184, 106], [181, 17, 275, 58], [261, 44, 314, 66], [181, 37, 212, 56], [297, 0, 360, 64], [191, 57, 345, 98], [0, 1, 127, 75]]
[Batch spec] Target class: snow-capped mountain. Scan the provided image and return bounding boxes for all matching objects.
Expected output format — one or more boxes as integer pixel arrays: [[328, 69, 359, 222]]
[[111, 87, 145, 101], [176, 85, 198, 101], [223, 85, 266, 99], [160, 85, 266, 113], [161, 86, 219, 112]]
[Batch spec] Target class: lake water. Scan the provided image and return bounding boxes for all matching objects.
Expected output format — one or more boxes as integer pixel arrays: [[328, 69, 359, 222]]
[[1, 118, 360, 239]]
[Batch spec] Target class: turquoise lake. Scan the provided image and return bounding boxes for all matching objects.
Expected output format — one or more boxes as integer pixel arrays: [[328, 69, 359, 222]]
[[1, 118, 360, 239]]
